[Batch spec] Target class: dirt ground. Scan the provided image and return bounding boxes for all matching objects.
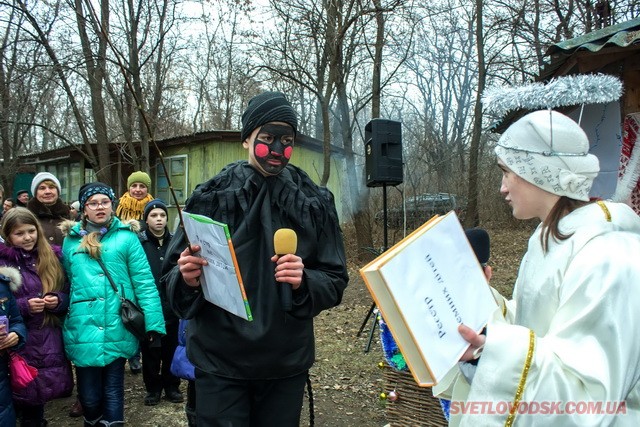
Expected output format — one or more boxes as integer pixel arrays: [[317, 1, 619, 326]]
[[44, 225, 533, 426]]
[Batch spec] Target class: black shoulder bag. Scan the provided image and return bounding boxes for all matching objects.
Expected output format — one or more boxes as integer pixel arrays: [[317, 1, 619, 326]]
[[96, 257, 147, 341]]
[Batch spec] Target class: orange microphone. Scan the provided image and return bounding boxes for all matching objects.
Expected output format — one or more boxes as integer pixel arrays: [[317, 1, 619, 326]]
[[274, 228, 298, 312]]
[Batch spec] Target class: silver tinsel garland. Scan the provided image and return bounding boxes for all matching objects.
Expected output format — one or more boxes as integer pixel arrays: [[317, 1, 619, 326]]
[[482, 74, 623, 116]]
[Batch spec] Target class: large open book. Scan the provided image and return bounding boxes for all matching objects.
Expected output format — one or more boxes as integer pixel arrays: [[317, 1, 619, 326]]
[[181, 212, 253, 321], [360, 211, 497, 386]]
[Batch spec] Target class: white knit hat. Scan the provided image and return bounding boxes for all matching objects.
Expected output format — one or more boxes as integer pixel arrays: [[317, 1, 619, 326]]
[[494, 110, 600, 201], [31, 172, 62, 196]]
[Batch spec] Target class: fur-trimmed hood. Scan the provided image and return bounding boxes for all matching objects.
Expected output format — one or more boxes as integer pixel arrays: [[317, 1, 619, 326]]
[[59, 217, 142, 237], [27, 196, 70, 219], [59, 219, 77, 236], [0, 265, 23, 292]]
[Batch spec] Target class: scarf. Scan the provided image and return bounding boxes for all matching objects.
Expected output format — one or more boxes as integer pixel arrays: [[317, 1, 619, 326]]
[[116, 192, 154, 221]]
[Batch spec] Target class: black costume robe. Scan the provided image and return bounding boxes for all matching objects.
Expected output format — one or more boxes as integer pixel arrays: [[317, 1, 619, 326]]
[[163, 161, 348, 379]]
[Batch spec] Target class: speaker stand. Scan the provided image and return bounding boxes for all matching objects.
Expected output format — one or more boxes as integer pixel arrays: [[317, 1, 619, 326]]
[[357, 184, 389, 353]]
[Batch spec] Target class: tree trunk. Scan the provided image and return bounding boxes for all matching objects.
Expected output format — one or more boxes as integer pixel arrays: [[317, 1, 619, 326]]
[[16, 0, 101, 174], [371, 0, 384, 119], [337, 78, 373, 262], [75, 0, 112, 182], [465, 0, 486, 228]]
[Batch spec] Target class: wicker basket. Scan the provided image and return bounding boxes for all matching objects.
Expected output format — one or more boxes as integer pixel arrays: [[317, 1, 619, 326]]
[[382, 364, 448, 427]]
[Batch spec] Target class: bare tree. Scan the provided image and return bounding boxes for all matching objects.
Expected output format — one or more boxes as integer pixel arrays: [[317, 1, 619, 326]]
[[257, 0, 408, 261], [13, 0, 108, 179], [106, 0, 180, 171], [465, 0, 487, 227], [74, 0, 112, 181], [183, 1, 258, 133], [5, 0, 192, 184], [399, 2, 477, 196], [0, 4, 41, 193], [5, 0, 640, 226]]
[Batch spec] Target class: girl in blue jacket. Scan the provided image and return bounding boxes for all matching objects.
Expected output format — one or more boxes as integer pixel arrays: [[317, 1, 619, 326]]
[[61, 182, 165, 427]]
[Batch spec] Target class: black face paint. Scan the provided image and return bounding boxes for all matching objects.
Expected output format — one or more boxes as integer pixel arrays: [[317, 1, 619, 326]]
[[253, 124, 295, 175]]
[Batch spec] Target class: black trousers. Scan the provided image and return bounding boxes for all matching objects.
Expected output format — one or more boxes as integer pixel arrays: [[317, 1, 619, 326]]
[[186, 380, 197, 427], [14, 403, 44, 426], [195, 369, 308, 427], [140, 320, 180, 393]]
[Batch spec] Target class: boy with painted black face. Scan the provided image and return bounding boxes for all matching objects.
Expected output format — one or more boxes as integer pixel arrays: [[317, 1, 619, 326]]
[[163, 91, 348, 427], [246, 123, 295, 175]]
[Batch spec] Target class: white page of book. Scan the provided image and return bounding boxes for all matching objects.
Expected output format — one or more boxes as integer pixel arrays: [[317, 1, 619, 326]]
[[181, 212, 250, 320], [378, 213, 496, 382]]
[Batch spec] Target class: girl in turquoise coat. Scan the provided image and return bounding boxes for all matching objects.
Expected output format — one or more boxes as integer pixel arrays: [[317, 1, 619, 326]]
[[61, 182, 165, 427]]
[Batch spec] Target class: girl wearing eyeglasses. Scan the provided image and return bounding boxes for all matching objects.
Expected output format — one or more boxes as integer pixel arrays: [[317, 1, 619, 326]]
[[60, 182, 165, 427]]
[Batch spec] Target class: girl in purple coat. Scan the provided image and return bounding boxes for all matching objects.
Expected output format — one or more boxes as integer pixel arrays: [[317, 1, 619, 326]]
[[0, 207, 73, 426]]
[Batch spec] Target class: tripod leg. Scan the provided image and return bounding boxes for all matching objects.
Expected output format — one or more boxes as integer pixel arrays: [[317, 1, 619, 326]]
[[364, 307, 379, 353], [357, 301, 377, 337]]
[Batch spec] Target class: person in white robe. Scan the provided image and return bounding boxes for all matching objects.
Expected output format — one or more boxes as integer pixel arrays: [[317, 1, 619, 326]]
[[434, 110, 640, 426]]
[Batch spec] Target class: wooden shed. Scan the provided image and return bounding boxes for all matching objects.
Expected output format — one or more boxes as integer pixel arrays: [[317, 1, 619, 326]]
[[18, 130, 346, 225]]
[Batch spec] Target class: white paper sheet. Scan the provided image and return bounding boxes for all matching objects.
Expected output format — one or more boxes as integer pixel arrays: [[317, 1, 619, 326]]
[[181, 212, 252, 321]]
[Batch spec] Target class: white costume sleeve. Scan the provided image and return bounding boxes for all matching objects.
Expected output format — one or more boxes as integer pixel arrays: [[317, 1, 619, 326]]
[[450, 234, 640, 427]]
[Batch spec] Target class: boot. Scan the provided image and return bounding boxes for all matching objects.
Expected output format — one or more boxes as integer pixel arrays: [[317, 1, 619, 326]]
[[128, 355, 142, 374], [144, 391, 162, 406], [164, 386, 184, 403], [69, 398, 84, 417]]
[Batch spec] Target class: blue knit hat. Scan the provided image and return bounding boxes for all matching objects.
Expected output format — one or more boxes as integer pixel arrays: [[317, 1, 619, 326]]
[[78, 182, 116, 211], [143, 198, 168, 222]]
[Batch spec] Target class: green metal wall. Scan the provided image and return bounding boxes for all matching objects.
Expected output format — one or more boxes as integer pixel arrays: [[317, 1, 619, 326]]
[[158, 140, 345, 228]]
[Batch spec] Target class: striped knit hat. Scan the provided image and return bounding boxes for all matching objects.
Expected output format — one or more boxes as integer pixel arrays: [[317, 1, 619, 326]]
[[240, 92, 298, 142], [78, 182, 116, 211]]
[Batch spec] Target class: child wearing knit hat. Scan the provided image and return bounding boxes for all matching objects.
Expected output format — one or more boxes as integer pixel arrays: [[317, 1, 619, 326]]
[[240, 92, 299, 177], [115, 171, 154, 222], [59, 181, 166, 426], [137, 199, 184, 406], [114, 171, 153, 374]]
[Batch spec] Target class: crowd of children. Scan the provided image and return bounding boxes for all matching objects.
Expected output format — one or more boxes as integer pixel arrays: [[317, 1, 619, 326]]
[[0, 171, 192, 426]]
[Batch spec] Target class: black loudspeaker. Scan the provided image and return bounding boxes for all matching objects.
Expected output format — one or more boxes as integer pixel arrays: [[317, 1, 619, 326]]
[[365, 119, 403, 187]]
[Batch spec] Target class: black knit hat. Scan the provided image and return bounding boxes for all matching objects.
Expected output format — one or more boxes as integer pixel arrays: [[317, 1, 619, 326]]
[[143, 198, 168, 222], [78, 182, 116, 211], [240, 91, 298, 142]]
